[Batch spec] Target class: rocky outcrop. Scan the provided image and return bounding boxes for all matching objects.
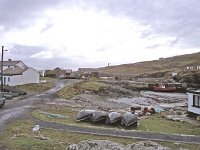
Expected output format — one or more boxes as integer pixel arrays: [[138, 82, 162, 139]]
[[127, 141, 170, 150], [66, 140, 171, 150], [66, 140, 125, 150]]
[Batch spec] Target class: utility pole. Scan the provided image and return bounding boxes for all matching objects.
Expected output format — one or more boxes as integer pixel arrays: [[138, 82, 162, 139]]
[[1, 46, 7, 92], [0, 46, 7, 108], [1, 46, 4, 92]]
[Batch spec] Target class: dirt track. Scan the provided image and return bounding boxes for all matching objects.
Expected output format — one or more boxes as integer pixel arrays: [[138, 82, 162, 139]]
[[0, 79, 78, 131], [38, 120, 200, 144]]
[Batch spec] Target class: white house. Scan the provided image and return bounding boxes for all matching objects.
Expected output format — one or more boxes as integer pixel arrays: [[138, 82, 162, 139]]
[[2, 59, 26, 70], [188, 89, 200, 115], [3, 67, 40, 86]]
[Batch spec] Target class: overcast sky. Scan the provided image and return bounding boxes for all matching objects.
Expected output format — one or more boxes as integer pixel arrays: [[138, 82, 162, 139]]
[[0, 0, 200, 70]]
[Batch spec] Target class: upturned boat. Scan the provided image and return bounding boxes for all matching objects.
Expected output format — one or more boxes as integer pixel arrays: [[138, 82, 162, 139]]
[[76, 109, 95, 121], [106, 112, 122, 124], [90, 111, 108, 123], [121, 112, 137, 127]]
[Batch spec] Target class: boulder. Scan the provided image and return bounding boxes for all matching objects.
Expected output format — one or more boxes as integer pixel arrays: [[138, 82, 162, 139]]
[[66, 140, 126, 150], [66, 140, 171, 150], [127, 141, 171, 150]]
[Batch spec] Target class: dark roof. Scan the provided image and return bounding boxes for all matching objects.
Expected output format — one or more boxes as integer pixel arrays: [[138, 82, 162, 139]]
[[0, 60, 21, 66], [3, 67, 28, 76], [53, 67, 62, 71], [188, 89, 200, 94]]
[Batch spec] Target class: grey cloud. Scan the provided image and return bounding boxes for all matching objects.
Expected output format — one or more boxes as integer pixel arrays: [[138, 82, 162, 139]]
[[146, 44, 161, 50], [81, 0, 200, 49], [146, 38, 179, 49], [0, 0, 62, 30], [5, 44, 103, 70], [21, 56, 105, 70], [23, 57, 74, 70], [167, 38, 179, 46], [2, 0, 200, 69], [8, 44, 44, 56], [40, 22, 54, 33]]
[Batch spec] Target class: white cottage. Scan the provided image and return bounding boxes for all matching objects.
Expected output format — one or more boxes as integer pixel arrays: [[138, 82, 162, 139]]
[[2, 59, 26, 70], [3, 67, 39, 86], [187, 89, 200, 115]]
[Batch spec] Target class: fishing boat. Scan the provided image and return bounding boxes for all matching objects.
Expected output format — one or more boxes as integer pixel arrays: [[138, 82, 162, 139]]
[[90, 111, 108, 123], [106, 112, 122, 124], [121, 112, 137, 127], [153, 84, 176, 92], [76, 109, 95, 121]]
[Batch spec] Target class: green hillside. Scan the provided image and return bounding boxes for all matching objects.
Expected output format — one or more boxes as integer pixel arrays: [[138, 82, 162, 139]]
[[99, 52, 200, 76]]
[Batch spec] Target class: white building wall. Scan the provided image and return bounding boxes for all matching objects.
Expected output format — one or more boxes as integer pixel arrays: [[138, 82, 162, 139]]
[[4, 68, 39, 86], [188, 93, 200, 115]]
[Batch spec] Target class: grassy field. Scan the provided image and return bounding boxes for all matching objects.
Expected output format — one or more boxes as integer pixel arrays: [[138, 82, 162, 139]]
[[32, 105, 200, 136], [1, 118, 200, 150], [57, 80, 108, 99], [138, 114, 200, 135], [16, 77, 55, 94]]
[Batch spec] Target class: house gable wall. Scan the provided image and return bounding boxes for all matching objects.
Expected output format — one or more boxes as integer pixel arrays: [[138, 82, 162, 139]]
[[188, 93, 200, 115], [4, 68, 39, 86]]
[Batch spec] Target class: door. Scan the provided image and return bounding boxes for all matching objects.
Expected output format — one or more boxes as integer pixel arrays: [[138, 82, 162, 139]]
[[3, 77, 6, 85]]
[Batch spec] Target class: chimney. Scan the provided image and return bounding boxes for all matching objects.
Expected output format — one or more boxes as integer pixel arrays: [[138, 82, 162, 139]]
[[8, 59, 12, 62]]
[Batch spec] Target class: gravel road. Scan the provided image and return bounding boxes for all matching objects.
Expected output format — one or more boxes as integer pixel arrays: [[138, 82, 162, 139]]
[[0, 79, 79, 131], [38, 120, 200, 144]]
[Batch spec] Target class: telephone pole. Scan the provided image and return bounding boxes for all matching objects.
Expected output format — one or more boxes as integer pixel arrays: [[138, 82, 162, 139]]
[[1, 46, 7, 92]]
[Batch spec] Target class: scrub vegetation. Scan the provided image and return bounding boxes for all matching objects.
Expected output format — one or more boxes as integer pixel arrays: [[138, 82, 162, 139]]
[[57, 80, 108, 99], [16, 77, 55, 93]]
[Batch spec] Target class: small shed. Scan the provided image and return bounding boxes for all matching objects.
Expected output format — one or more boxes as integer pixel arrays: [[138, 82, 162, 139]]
[[187, 89, 200, 116]]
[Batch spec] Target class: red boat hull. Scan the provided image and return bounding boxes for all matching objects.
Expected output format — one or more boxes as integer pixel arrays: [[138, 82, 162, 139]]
[[153, 86, 176, 92]]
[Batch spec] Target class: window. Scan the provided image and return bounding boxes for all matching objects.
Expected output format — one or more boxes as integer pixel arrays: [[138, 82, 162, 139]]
[[8, 77, 10, 82], [193, 95, 200, 107]]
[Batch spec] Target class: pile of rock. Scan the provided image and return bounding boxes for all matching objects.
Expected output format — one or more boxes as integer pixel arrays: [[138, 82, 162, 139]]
[[66, 140, 171, 150]]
